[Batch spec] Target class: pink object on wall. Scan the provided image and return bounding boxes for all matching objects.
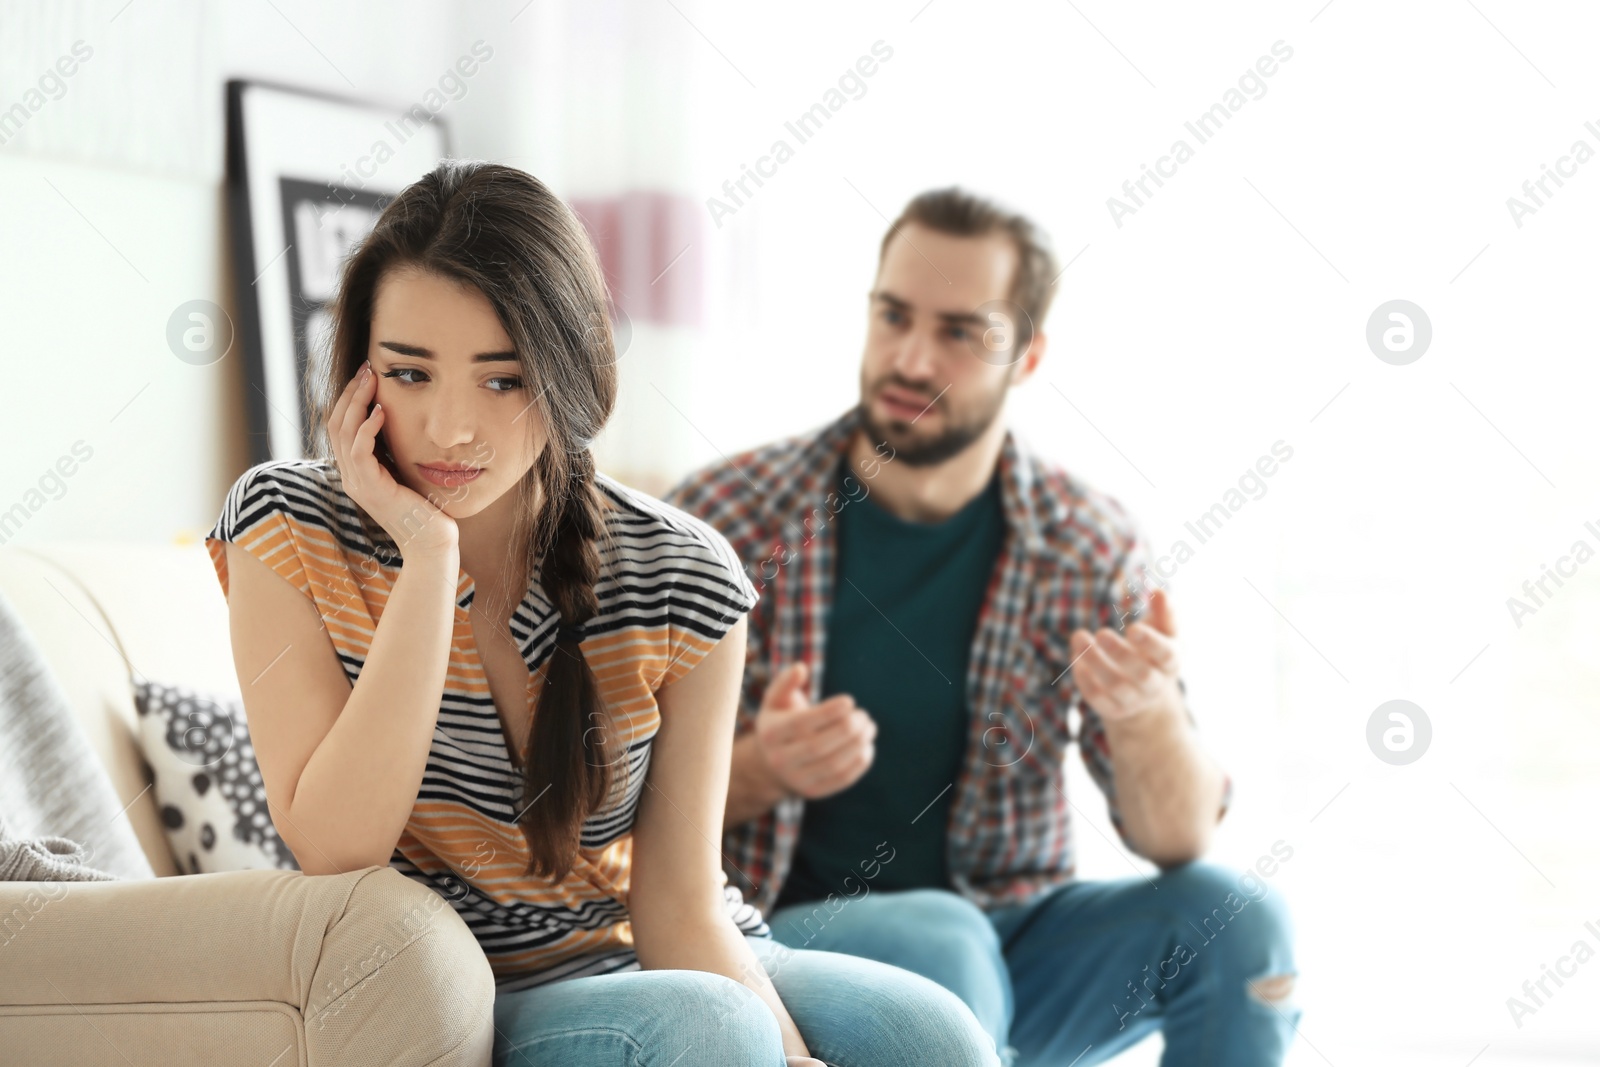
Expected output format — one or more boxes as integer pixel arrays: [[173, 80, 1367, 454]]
[[570, 190, 704, 329]]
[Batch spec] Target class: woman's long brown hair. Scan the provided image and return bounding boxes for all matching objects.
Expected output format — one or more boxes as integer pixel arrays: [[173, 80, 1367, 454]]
[[307, 159, 621, 882]]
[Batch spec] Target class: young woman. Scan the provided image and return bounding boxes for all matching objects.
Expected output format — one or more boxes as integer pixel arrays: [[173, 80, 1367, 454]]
[[206, 160, 1000, 1067]]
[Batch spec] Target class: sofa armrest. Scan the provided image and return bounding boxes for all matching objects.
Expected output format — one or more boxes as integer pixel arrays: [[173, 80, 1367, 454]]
[[0, 865, 494, 1067]]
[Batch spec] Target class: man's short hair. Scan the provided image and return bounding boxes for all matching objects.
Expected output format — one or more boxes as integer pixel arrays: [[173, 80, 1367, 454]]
[[878, 187, 1061, 333]]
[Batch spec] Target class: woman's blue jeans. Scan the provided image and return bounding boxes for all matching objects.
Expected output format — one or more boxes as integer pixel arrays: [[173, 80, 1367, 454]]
[[490, 932, 1004, 1066], [765, 862, 1300, 1067]]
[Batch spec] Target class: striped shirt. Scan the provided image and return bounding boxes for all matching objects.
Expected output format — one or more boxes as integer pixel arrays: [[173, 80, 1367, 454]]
[[664, 405, 1231, 917], [206, 459, 767, 992]]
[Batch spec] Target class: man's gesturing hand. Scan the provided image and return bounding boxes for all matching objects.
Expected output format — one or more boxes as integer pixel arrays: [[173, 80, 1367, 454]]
[[753, 662, 876, 799], [1067, 586, 1185, 723]]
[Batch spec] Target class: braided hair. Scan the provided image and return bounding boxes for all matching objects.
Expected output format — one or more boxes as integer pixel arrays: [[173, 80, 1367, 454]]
[[311, 159, 623, 881]]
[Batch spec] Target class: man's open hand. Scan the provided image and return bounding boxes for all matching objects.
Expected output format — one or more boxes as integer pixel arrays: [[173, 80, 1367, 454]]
[[753, 662, 876, 799], [1067, 586, 1185, 723]]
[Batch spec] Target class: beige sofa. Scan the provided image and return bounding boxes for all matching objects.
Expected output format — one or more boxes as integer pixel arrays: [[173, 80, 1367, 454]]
[[0, 542, 496, 1066]]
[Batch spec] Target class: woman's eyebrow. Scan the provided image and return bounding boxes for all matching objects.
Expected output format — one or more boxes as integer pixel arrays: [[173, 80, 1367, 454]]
[[377, 340, 518, 362]]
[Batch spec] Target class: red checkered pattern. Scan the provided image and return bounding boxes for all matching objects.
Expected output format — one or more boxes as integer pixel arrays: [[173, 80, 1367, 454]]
[[665, 405, 1229, 915]]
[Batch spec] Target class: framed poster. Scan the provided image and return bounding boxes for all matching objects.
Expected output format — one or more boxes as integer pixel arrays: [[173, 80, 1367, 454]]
[[225, 79, 452, 463]]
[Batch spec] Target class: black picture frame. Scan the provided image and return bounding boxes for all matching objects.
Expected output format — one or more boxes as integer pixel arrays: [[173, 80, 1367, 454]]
[[225, 78, 452, 464]]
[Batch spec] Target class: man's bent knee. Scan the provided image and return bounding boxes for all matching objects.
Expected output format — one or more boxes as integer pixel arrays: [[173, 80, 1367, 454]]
[[892, 889, 999, 941], [1153, 861, 1297, 1001]]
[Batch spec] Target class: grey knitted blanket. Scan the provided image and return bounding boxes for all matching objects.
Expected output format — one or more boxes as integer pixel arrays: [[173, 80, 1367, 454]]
[[0, 812, 118, 881], [0, 585, 150, 881]]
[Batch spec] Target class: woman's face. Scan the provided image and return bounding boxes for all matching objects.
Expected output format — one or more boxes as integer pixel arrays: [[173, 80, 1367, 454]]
[[366, 266, 547, 518]]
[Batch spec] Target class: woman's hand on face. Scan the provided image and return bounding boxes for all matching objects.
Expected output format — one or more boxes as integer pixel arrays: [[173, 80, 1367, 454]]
[[786, 1058, 827, 1067], [328, 360, 459, 560]]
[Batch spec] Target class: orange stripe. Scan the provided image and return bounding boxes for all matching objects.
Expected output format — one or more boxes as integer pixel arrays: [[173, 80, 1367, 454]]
[[212, 476, 740, 983]]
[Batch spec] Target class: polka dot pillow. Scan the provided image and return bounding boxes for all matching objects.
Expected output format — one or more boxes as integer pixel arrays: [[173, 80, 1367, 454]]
[[132, 680, 298, 874]]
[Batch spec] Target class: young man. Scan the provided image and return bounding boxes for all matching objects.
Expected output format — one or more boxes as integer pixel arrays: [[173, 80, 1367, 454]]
[[664, 188, 1299, 1067]]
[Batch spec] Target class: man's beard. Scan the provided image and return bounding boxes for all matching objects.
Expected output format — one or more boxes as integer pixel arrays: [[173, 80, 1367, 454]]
[[857, 375, 1009, 468]]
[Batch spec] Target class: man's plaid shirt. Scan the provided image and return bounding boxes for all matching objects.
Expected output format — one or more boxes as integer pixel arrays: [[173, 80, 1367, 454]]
[[664, 405, 1229, 916]]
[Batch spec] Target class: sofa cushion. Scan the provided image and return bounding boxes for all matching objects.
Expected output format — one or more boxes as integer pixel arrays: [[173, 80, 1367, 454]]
[[133, 679, 298, 874]]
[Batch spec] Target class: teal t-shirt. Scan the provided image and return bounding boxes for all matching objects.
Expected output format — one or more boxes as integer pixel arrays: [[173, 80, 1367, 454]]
[[775, 458, 1006, 909]]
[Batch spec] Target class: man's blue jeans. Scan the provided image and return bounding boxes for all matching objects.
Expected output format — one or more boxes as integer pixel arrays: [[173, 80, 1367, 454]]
[[767, 863, 1300, 1067], [490, 932, 1003, 1066]]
